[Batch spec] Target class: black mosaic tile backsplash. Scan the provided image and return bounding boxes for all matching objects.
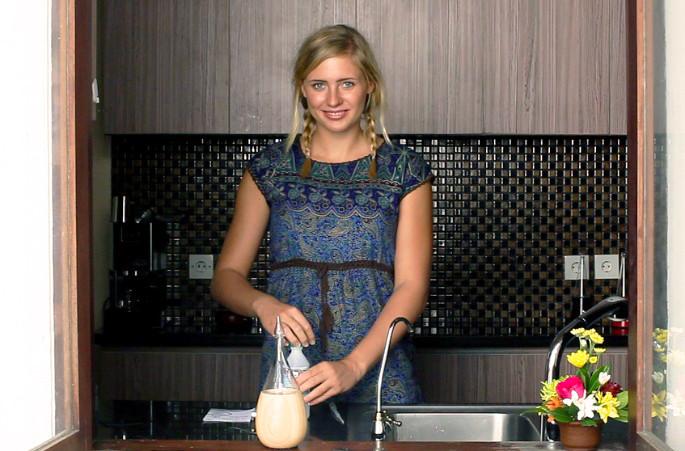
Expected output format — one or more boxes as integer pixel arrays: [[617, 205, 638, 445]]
[[111, 135, 627, 338]]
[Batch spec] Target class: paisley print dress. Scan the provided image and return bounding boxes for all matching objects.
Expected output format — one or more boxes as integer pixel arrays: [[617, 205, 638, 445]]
[[248, 139, 433, 404]]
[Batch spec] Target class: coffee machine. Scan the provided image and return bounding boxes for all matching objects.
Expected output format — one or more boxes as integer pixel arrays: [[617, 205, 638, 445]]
[[104, 196, 167, 335]]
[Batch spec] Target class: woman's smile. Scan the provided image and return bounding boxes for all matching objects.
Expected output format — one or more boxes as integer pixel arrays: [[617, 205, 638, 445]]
[[323, 109, 348, 120]]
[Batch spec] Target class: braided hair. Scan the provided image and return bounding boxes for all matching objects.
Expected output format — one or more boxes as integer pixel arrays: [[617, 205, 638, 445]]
[[298, 107, 317, 177]]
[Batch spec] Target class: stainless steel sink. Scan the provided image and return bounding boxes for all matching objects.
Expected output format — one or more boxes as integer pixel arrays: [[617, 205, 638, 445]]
[[382, 404, 542, 442], [343, 403, 627, 444]]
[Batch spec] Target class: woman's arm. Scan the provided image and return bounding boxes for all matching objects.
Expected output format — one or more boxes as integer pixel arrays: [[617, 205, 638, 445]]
[[211, 171, 315, 346], [297, 182, 433, 404]]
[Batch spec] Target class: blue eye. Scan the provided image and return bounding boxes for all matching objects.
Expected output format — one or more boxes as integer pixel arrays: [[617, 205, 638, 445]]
[[342, 81, 355, 88], [312, 82, 325, 90]]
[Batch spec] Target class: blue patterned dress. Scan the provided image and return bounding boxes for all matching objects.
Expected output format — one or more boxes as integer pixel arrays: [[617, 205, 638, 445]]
[[248, 139, 433, 404]]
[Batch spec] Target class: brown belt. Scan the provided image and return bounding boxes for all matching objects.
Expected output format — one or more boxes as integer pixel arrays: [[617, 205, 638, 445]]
[[270, 258, 393, 352]]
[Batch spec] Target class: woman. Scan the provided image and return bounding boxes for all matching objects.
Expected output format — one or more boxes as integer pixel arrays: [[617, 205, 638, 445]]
[[211, 24, 433, 405]]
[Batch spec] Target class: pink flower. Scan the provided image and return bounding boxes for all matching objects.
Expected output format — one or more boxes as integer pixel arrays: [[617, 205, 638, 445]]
[[556, 376, 586, 400]]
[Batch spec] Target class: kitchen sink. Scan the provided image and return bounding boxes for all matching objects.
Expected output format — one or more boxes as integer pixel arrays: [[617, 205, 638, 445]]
[[342, 403, 627, 444], [382, 404, 541, 442]]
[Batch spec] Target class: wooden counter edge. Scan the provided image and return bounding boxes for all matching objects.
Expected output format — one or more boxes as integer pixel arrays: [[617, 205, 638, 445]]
[[92, 439, 525, 450]]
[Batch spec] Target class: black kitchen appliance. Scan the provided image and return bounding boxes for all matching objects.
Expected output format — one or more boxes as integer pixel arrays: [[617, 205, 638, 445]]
[[104, 196, 167, 335]]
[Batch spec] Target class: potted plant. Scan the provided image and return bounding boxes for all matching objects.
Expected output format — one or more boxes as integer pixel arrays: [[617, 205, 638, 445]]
[[533, 327, 629, 450]]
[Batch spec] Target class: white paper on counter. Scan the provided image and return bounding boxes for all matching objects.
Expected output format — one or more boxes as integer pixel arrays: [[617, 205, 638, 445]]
[[202, 408, 255, 423]]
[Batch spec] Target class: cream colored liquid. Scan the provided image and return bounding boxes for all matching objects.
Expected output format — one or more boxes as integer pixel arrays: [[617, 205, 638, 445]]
[[255, 388, 307, 449]]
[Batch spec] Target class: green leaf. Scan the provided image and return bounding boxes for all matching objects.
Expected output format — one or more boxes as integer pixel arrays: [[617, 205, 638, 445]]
[[617, 391, 629, 409], [526, 406, 548, 415], [551, 407, 576, 423], [578, 367, 590, 388], [616, 409, 629, 422], [587, 365, 610, 393], [580, 418, 598, 427]]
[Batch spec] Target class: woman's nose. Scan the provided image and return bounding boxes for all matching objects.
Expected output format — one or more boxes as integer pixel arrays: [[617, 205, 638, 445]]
[[326, 87, 341, 106]]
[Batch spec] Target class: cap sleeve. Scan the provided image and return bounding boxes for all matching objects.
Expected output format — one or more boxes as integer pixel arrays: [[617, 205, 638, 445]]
[[401, 151, 434, 199], [245, 143, 283, 206]]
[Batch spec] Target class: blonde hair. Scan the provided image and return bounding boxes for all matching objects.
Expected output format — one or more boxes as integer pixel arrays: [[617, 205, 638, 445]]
[[285, 24, 391, 177]]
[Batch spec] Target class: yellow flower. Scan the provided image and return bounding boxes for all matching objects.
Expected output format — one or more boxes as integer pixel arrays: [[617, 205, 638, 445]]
[[589, 355, 599, 364], [571, 327, 587, 337], [588, 330, 605, 344], [597, 391, 620, 423], [540, 379, 560, 402], [652, 390, 667, 421], [594, 347, 607, 354], [654, 328, 668, 344], [568, 349, 590, 368]]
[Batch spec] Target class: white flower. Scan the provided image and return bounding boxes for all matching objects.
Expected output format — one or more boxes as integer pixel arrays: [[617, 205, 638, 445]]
[[652, 371, 665, 384], [599, 372, 611, 385], [563, 390, 598, 420]]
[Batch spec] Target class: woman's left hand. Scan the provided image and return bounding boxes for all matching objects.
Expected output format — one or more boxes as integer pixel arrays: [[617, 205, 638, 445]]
[[295, 358, 365, 405]]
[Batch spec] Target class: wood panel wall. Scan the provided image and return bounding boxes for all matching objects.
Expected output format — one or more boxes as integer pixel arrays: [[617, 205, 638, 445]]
[[96, 347, 628, 404], [228, 0, 355, 133], [103, 0, 230, 134], [96, 347, 262, 402], [415, 349, 628, 404], [102, 0, 627, 134]]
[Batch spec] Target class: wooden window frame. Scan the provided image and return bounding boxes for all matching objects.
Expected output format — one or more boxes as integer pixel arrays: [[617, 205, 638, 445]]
[[42, 0, 93, 449], [50, 0, 671, 449], [627, 0, 671, 449]]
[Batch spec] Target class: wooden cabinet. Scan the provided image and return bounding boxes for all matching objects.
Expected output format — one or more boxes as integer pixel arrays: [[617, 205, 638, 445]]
[[95, 346, 627, 404], [357, 0, 451, 133], [229, 0, 355, 133], [415, 348, 628, 404], [102, 0, 626, 134], [515, 0, 615, 134], [95, 347, 262, 402], [102, 0, 230, 134], [359, 0, 626, 134]]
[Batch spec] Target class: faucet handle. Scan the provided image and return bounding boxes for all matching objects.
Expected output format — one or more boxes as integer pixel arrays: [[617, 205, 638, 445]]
[[371, 410, 402, 440], [372, 410, 401, 440], [383, 413, 401, 428]]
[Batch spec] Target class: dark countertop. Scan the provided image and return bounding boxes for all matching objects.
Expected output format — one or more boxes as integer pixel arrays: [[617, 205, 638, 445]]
[[93, 400, 628, 450], [94, 332, 628, 348]]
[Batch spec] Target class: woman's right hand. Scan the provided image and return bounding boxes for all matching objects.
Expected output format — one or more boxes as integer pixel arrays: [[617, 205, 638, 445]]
[[252, 295, 316, 347]]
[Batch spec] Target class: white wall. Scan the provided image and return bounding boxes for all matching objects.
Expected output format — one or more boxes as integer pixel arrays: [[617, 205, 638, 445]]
[[664, 0, 685, 447], [0, 1, 59, 448]]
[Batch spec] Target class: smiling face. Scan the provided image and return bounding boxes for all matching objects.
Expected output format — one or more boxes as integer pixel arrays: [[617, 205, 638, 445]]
[[301, 55, 372, 138]]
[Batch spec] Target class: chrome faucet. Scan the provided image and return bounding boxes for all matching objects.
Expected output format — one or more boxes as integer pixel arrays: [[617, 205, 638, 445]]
[[372, 317, 412, 443], [542, 295, 628, 441]]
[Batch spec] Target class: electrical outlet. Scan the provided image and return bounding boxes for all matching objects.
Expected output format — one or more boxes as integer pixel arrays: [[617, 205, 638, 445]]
[[564, 255, 590, 280], [594, 254, 620, 279], [189, 254, 214, 279]]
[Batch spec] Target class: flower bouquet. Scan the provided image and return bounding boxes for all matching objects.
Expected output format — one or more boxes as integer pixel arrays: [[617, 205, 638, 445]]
[[533, 328, 628, 448], [652, 327, 668, 423]]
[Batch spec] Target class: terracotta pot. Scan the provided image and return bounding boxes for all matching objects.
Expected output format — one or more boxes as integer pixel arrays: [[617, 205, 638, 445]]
[[558, 421, 603, 451]]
